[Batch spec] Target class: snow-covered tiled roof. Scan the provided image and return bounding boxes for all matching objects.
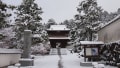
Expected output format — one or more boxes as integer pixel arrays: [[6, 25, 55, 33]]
[[80, 41, 104, 45], [47, 25, 70, 31], [99, 14, 120, 30], [49, 37, 71, 40]]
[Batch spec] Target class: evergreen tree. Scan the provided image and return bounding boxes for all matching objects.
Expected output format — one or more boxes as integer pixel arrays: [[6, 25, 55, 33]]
[[61, 19, 76, 41], [14, 0, 43, 41], [75, 0, 102, 41], [45, 18, 57, 29], [61, 19, 76, 29], [0, 0, 12, 29], [117, 8, 120, 14]]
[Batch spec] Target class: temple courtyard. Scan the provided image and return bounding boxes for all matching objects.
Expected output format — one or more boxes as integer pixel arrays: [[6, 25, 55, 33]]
[[8, 50, 117, 68]]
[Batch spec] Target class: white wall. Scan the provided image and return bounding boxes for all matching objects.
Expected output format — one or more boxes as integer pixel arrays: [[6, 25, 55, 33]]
[[98, 18, 120, 43], [0, 49, 22, 67]]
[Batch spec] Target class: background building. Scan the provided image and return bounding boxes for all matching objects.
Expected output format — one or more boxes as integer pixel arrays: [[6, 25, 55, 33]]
[[98, 15, 120, 43]]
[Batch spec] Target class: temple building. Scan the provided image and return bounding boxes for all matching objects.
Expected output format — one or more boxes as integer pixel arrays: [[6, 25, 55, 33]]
[[47, 25, 70, 48]]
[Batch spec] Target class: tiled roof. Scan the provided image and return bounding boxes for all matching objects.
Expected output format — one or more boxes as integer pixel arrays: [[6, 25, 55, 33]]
[[47, 25, 70, 31], [99, 14, 120, 30]]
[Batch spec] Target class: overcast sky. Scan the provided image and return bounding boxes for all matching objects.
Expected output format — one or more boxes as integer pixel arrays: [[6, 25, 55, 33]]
[[2, 0, 120, 23]]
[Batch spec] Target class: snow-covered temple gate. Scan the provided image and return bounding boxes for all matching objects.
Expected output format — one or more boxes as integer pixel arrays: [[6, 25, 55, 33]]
[[47, 25, 70, 48]]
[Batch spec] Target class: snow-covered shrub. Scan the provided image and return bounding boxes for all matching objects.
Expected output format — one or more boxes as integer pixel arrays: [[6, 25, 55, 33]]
[[31, 43, 50, 55], [44, 42, 51, 51], [0, 27, 16, 48]]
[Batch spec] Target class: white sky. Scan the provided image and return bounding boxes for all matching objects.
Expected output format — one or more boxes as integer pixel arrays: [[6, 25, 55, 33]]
[[2, 0, 120, 23]]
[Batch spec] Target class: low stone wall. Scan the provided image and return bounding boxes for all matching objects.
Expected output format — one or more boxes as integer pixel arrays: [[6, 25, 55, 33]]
[[0, 49, 22, 67]]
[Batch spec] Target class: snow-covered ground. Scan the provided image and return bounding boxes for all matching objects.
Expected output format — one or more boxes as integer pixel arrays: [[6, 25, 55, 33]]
[[33, 55, 59, 68], [62, 53, 91, 68], [8, 51, 117, 68]]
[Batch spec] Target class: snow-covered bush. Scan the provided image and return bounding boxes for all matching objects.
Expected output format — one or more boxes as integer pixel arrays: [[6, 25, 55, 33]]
[[0, 27, 16, 48], [31, 43, 50, 55]]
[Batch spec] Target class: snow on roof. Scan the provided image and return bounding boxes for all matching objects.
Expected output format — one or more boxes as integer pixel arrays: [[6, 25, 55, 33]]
[[19, 58, 33, 61], [49, 37, 71, 40], [80, 41, 104, 45], [0, 49, 22, 54], [47, 25, 70, 31], [99, 14, 120, 31], [105, 40, 120, 44], [0, 42, 4, 44]]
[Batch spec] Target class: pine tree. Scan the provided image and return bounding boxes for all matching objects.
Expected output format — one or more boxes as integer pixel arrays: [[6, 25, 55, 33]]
[[45, 18, 57, 29], [14, 0, 43, 41], [0, 0, 12, 29], [61, 19, 76, 42], [62, 19, 76, 29], [117, 8, 120, 14], [75, 0, 102, 41]]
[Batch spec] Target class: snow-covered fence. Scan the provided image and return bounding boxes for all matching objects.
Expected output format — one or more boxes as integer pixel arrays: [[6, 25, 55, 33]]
[[0, 49, 22, 67]]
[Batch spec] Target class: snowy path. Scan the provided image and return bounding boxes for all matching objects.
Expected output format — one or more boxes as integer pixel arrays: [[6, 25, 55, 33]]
[[62, 53, 92, 68], [32, 53, 93, 68], [62, 53, 117, 68], [33, 55, 59, 68], [32, 52, 117, 68], [8, 51, 117, 68]]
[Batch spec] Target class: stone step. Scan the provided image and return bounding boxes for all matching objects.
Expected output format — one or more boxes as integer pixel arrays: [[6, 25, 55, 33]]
[[49, 48, 67, 55]]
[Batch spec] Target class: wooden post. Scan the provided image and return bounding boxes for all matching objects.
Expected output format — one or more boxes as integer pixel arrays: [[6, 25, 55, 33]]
[[84, 46, 86, 62]]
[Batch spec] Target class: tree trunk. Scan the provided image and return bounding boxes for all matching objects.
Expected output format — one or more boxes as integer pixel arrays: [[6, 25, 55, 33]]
[[90, 30, 92, 41], [88, 28, 92, 41]]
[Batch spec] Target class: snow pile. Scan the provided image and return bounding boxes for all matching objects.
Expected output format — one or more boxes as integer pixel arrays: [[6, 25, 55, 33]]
[[93, 64, 105, 68]]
